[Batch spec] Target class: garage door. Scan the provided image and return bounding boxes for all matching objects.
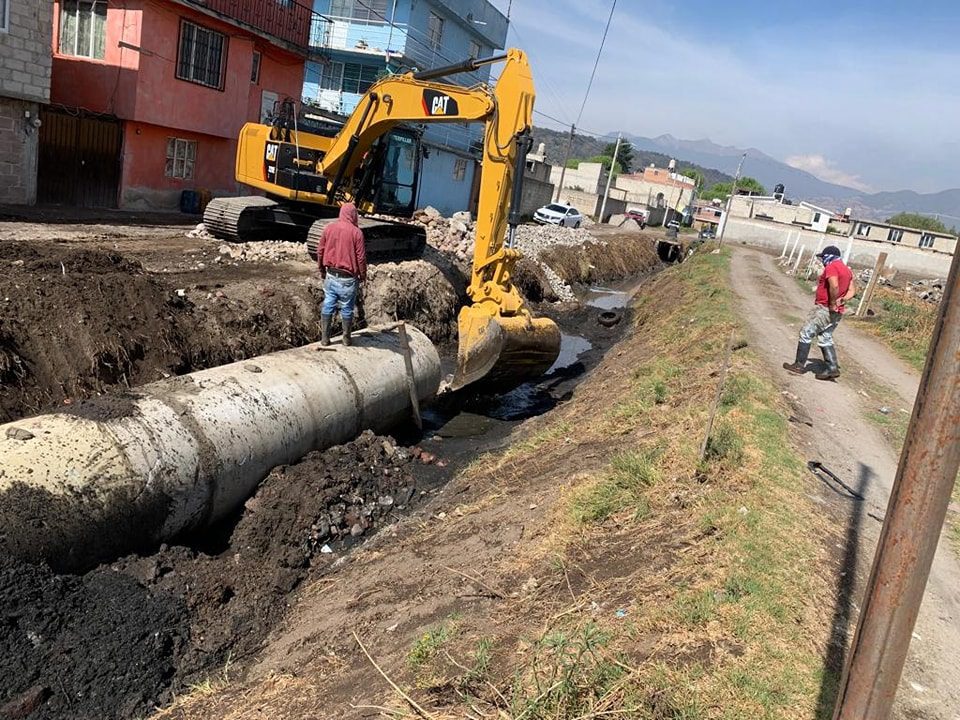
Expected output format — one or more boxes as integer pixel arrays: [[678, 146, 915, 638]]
[[37, 109, 122, 208]]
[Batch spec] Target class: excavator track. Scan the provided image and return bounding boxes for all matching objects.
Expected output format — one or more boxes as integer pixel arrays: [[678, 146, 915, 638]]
[[203, 196, 278, 242], [306, 217, 426, 263]]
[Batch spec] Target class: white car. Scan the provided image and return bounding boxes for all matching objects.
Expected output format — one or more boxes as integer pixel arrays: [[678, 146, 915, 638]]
[[533, 203, 583, 228]]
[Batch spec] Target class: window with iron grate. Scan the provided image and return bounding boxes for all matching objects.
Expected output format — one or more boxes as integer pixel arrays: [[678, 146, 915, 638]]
[[166, 138, 196, 180], [177, 20, 227, 90]]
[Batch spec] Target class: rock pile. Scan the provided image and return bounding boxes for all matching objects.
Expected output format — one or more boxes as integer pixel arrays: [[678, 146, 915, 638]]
[[186, 223, 214, 239], [403, 206, 594, 300], [906, 278, 946, 304], [216, 240, 308, 263]]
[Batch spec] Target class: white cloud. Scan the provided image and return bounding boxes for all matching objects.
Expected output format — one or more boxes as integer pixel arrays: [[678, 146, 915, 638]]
[[784, 155, 873, 192]]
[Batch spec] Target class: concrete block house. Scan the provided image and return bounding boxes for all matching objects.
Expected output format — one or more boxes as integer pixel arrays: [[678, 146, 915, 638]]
[[0, 0, 54, 204]]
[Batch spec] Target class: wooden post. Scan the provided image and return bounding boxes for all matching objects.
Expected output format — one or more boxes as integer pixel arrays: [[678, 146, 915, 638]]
[[856, 252, 888, 318], [699, 330, 735, 463], [396, 322, 423, 431]]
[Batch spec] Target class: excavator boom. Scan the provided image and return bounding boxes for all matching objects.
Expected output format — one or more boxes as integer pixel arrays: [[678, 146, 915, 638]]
[[213, 49, 560, 392]]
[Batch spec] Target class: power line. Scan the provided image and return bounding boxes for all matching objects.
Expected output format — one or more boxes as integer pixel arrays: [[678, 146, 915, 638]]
[[532, 110, 606, 138], [575, 0, 617, 125]]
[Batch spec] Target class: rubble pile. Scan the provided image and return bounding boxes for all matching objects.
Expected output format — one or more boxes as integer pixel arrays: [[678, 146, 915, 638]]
[[405, 206, 594, 301], [215, 240, 308, 263], [906, 278, 945, 304]]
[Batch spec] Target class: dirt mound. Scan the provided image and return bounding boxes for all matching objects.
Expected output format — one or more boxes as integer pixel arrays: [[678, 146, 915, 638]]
[[0, 242, 328, 421], [361, 250, 467, 344], [0, 553, 188, 720], [113, 430, 425, 684], [0, 431, 427, 719], [540, 235, 661, 286], [0, 242, 195, 421]]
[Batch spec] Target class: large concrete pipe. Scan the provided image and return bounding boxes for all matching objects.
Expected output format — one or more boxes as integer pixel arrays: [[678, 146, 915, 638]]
[[0, 325, 440, 571]]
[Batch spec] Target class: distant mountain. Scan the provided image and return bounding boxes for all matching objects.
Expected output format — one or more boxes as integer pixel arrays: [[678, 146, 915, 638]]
[[530, 127, 733, 188], [623, 134, 960, 222]]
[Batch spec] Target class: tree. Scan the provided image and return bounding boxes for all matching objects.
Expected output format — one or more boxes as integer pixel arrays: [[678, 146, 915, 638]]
[[885, 212, 950, 234], [698, 176, 766, 202], [737, 177, 767, 195], [588, 155, 623, 174], [679, 167, 704, 188], [603, 140, 634, 173]]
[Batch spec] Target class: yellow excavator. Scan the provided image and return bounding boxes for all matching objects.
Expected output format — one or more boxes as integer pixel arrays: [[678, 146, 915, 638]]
[[203, 48, 560, 392]]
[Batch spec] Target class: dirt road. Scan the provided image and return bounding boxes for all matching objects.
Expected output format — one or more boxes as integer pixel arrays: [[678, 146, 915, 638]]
[[730, 246, 960, 719]]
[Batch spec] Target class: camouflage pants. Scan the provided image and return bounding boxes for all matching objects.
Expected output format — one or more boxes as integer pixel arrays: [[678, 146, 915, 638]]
[[799, 305, 843, 348]]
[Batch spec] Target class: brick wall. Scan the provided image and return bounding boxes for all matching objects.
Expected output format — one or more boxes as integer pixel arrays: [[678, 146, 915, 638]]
[[0, 97, 40, 204], [0, 1, 53, 204], [0, 1, 54, 103]]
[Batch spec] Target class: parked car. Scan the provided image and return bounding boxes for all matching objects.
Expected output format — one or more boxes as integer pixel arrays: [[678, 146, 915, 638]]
[[698, 226, 717, 239], [534, 203, 584, 228], [624, 207, 647, 228]]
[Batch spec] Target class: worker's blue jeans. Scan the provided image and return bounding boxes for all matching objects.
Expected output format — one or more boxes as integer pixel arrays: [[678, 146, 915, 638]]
[[322, 274, 358, 321]]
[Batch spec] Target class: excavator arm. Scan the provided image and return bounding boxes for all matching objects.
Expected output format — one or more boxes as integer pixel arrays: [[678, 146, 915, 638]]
[[319, 49, 561, 391]]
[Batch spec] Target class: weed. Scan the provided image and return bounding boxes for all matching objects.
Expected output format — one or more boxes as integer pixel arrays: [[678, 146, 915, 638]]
[[856, 289, 936, 371], [653, 380, 668, 405], [507, 623, 624, 719], [408, 623, 455, 669], [674, 589, 717, 627], [704, 422, 745, 465]]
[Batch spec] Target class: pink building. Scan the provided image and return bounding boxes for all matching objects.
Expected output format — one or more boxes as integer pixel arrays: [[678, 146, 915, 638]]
[[44, 0, 311, 209]]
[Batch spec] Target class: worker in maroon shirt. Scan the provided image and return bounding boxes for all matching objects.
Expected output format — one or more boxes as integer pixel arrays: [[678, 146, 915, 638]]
[[783, 245, 857, 380], [317, 203, 367, 347]]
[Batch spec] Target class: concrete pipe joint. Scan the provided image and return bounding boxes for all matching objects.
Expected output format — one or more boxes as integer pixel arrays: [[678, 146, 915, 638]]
[[0, 325, 440, 572]]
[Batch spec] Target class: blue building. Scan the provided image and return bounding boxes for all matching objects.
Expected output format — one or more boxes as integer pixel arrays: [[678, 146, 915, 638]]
[[303, 0, 509, 215]]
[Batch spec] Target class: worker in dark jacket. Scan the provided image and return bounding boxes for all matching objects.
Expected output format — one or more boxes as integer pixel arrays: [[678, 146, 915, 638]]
[[317, 203, 367, 346], [783, 245, 857, 380]]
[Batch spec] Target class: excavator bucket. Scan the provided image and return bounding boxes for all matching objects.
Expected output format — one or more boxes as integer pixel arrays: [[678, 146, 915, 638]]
[[450, 305, 562, 393]]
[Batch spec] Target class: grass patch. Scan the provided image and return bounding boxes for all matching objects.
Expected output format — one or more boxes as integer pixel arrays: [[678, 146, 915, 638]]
[[571, 449, 660, 525], [521, 248, 827, 717]]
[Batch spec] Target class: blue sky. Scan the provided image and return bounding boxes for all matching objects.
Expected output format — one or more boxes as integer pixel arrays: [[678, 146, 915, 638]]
[[493, 0, 960, 193]]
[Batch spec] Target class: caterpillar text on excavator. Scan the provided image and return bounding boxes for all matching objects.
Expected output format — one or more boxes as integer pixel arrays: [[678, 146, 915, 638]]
[[204, 48, 561, 392]]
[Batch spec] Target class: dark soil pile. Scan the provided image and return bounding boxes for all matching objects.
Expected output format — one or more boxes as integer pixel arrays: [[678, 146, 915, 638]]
[[113, 430, 425, 683], [0, 554, 188, 720], [0, 242, 322, 421], [361, 249, 467, 344], [0, 431, 428, 719]]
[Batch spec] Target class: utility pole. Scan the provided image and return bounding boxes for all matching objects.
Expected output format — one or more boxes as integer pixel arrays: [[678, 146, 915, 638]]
[[716, 152, 746, 247], [598, 132, 621, 222], [554, 124, 576, 202], [831, 244, 960, 720]]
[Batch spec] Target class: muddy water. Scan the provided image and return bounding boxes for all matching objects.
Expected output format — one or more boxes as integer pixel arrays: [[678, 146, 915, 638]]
[[585, 286, 630, 310]]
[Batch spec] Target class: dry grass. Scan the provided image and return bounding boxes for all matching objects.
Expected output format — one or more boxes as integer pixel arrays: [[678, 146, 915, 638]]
[[402, 248, 835, 719], [854, 287, 937, 371]]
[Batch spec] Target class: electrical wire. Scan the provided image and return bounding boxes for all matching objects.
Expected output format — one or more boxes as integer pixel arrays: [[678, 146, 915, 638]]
[[575, 0, 616, 126], [532, 110, 606, 139]]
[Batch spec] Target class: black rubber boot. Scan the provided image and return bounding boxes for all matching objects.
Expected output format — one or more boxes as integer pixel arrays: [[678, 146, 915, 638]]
[[816, 345, 840, 380], [782, 341, 811, 374], [342, 318, 352, 347], [320, 314, 332, 347]]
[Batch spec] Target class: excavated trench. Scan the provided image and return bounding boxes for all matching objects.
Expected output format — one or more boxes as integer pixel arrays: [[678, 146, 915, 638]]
[[0, 233, 662, 720]]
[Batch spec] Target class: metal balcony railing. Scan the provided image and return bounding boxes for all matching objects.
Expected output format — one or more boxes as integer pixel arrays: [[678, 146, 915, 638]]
[[181, 0, 321, 52]]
